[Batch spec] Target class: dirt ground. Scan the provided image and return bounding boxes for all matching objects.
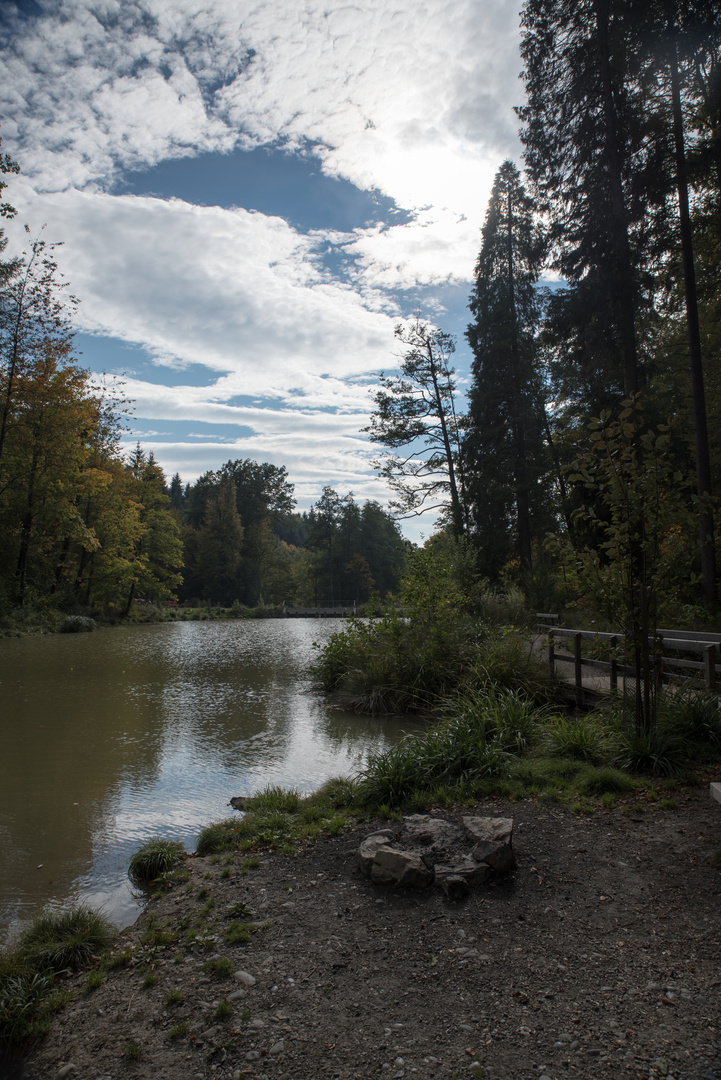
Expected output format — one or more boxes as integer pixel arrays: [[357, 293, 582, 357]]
[[18, 789, 721, 1080]]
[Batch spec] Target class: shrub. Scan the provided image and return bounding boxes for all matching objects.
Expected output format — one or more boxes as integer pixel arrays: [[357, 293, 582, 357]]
[[661, 687, 721, 750], [129, 839, 186, 887], [546, 715, 609, 764], [576, 765, 636, 795], [0, 971, 52, 1046], [59, 615, 96, 633], [197, 818, 254, 856], [612, 727, 690, 776], [19, 905, 116, 973]]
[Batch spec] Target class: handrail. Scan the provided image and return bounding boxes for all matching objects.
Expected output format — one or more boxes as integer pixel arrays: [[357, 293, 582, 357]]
[[536, 617, 721, 702]]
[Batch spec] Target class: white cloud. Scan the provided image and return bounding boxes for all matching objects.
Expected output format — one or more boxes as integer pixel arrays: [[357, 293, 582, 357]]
[[0, 0, 523, 538]]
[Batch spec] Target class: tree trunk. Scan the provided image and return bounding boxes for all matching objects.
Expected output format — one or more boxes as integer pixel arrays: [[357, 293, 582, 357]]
[[669, 40, 717, 604]]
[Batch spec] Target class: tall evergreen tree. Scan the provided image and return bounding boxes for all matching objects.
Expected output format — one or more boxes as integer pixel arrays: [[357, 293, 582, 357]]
[[465, 160, 547, 580], [364, 319, 467, 535]]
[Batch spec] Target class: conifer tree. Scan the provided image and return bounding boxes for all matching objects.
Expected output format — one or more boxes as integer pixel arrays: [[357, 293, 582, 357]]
[[465, 160, 547, 580]]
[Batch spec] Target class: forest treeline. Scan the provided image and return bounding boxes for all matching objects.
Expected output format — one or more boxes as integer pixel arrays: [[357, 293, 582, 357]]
[[0, 178, 407, 614]]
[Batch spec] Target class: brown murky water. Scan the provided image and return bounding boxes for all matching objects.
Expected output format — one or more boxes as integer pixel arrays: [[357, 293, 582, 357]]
[[0, 619, 419, 940]]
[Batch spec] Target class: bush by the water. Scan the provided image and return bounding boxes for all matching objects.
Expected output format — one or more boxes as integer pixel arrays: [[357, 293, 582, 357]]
[[0, 905, 116, 1048], [128, 839, 187, 886], [59, 615, 97, 633], [311, 617, 561, 715]]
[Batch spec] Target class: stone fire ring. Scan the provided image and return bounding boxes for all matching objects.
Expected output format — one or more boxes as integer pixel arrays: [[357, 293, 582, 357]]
[[358, 814, 515, 900]]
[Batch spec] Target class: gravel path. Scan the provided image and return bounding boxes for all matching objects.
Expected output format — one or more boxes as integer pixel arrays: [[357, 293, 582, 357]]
[[20, 790, 721, 1080]]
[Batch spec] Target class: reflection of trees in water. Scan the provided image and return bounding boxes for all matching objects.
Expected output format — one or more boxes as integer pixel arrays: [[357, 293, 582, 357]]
[[314, 709, 427, 754], [0, 619, 399, 929]]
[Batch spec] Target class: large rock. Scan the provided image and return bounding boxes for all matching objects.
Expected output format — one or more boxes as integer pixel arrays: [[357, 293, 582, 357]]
[[463, 816, 516, 873], [434, 857, 492, 887], [370, 847, 434, 888], [358, 830, 395, 877], [401, 815, 463, 847]]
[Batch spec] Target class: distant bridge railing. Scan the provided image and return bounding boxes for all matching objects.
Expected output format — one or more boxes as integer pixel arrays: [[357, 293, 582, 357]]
[[283, 605, 357, 618], [536, 615, 721, 706]]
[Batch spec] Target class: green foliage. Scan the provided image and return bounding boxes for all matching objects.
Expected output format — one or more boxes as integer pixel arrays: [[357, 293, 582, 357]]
[[546, 715, 609, 764], [128, 839, 186, 887], [19, 905, 116, 973], [224, 922, 253, 945], [250, 786, 300, 814], [168, 1021, 189, 1040], [59, 615, 96, 633], [576, 766, 636, 795], [0, 971, 51, 1046], [364, 318, 467, 533], [196, 819, 251, 855], [612, 727, 690, 777], [203, 957, 234, 977], [660, 687, 721, 749]]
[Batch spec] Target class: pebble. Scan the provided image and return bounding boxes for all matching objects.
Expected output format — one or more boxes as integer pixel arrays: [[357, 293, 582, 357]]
[[200, 1025, 221, 1041], [57, 1067, 77, 1080], [234, 970, 257, 986], [227, 988, 247, 1001], [245, 1050, 261, 1061], [269, 1040, 285, 1054]]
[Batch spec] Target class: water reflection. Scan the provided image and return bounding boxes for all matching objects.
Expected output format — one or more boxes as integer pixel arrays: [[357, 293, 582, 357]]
[[0, 620, 422, 939]]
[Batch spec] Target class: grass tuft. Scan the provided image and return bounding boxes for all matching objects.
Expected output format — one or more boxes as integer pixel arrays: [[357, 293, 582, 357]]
[[128, 839, 186, 887], [19, 905, 116, 973]]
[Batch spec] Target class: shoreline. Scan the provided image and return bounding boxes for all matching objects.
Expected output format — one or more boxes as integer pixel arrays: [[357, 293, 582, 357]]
[[20, 789, 721, 1080]]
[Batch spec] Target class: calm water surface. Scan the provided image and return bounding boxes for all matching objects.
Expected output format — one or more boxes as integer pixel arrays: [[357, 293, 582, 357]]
[[0, 620, 420, 940]]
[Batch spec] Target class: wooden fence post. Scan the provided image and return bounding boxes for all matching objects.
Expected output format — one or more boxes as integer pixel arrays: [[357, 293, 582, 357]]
[[574, 633, 583, 708], [610, 634, 618, 692], [704, 644, 716, 690], [548, 628, 555, 676]]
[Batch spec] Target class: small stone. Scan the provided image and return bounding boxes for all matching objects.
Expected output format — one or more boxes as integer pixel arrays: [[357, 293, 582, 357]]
[[440, 874, 471, 900], [245, 1050, 261, 1061], [234, 970, 256, 986], [57, 1067, 77, 1080], [229, 796, 253, 810], [227, 988, 247, 1002], [249, 1018, 267, 1028], [394, 1057, 405, 1066], [269, 1040, 285, 1055], [199, 1025, 221, 1041]]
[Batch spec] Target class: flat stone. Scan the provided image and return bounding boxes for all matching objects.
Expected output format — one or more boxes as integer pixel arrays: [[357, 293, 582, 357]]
[[358, 831, 395, 877], [401, 814, 463, 846], [710, 782, 721, 804], [234, 970, 256, 986], [269, 1041, 285, 1055], [371, 847, 434, 888], [463, 815, 513, 844], [57, 1067, 77, 1080], [435, 857, 491, 886]]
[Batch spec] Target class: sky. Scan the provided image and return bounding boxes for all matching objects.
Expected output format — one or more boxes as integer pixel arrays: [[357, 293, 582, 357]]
[[0, 0, 525, 540]]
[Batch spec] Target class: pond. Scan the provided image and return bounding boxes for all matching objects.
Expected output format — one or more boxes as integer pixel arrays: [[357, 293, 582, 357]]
[[0, 619, 420, 941]]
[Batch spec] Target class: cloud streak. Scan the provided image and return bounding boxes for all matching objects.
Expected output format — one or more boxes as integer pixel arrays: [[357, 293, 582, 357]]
[[0, 0, 524, 534]]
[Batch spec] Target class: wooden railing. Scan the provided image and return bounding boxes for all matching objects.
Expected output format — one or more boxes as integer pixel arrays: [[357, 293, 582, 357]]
[[283, 605, 356, 618], [536, 617, 721, 706]]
